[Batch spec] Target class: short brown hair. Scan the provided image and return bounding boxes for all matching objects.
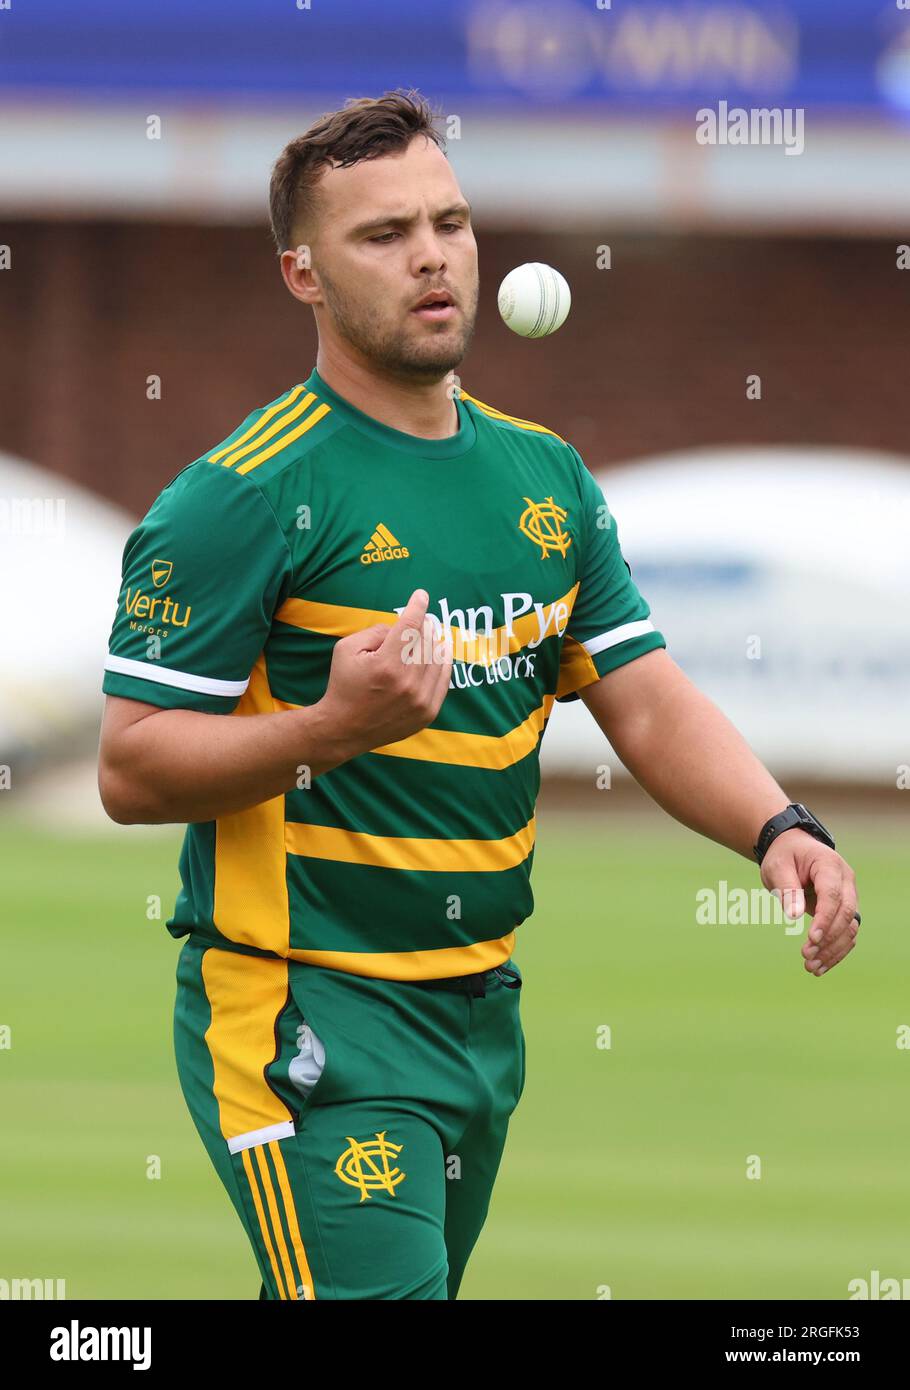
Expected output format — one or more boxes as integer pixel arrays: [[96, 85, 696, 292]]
[[268, 89, 447, 253]]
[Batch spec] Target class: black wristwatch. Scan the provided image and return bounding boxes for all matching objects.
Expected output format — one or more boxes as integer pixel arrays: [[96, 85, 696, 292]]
[[753, 802, 835, 866]]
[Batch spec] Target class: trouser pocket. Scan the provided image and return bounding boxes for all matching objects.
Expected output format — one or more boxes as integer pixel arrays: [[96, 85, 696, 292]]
[[288, 1020, 327, 1101]]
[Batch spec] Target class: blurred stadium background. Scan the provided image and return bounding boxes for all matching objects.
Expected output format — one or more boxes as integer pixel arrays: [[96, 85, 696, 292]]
[[1, 0, 908, 1300]]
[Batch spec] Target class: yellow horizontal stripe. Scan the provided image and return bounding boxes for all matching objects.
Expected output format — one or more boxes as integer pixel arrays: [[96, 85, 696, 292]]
[[236, 402, 332, 475], [369, 694, 555, 766], [208, 385, 308, 464], [274, 584, 579, 667], [460, 391, 565, 441], [276, 597, 390, 637], [220, 392, 318, 469], [272, 692, 556, 768], [286, 932, 517, 981], [285, 814, 535, 873]]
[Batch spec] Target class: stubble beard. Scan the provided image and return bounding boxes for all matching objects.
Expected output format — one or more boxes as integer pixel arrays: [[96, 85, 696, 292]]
[[320, 270, 479, 383]]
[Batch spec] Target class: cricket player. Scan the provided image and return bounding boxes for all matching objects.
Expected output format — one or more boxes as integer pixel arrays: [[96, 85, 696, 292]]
[[97, 90, 861, 1300]]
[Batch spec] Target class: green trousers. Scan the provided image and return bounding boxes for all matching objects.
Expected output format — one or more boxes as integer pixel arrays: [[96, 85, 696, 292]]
[[173, 937, 526, 1300]]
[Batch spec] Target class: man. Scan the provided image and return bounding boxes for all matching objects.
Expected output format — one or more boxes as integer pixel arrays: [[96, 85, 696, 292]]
[[98, 89, 860, 1301]]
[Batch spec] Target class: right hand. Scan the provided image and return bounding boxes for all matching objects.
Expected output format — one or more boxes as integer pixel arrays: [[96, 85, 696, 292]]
[[316, 588, 453, 759]]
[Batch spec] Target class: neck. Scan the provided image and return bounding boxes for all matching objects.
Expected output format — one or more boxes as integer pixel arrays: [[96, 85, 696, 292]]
[[314, 349, 459, 439]]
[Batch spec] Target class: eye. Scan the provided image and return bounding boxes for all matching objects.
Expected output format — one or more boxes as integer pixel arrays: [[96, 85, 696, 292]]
[[369, 231, 399, 244]]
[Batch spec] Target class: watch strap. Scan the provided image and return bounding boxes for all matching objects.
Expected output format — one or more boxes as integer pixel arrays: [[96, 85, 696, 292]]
[[753, 803, 835, 865]]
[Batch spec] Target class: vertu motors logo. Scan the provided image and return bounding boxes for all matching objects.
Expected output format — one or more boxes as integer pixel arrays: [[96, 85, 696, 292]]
[[151, 558, 173, 588]]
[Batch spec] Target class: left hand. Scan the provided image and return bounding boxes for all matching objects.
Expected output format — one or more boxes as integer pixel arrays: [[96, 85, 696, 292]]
[[759, 830, 860, 977]]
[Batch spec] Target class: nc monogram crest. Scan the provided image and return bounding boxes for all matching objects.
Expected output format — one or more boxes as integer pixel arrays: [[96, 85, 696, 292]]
[[519, 496, 572, 558], [335, 1131, 406, 1202]]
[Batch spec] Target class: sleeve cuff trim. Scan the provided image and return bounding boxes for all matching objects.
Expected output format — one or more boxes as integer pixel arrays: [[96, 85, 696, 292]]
[[581, 618, 654, 656], [104, 654, 250, 697]]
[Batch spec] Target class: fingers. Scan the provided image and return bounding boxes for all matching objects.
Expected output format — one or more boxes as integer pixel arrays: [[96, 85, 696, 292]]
[[408, 610, 453, 695], [809, 901, 860, 959], [802, 915, 858, 975], [764, 840, 860, 980], [801, 885, 860, 976], [352, 622, 402, 655], [415, 613, 451, 690], [766, 882, 805, 922], [430, 626, 454, 710], [357, 590, 452, 739], [383, 589, 444, 679], [803, 861, 847, 939], [352, 592, 429, 662], [806, 854, 859, 976], [800, 889, 854, 976], [382, 587, 430, 647], [805, 860, 857, 944], [395, 596, 452, 714]]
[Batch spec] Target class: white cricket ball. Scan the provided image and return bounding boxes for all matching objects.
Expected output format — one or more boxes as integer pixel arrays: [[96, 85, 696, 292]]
[[497, 262, 571, 338]]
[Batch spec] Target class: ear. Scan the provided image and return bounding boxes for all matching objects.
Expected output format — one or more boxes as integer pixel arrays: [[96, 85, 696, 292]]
[[279, 246, 322, 306]]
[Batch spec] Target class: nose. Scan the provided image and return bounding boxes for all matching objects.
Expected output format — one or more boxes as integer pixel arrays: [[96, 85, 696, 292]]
[[410, 225, 449, 278]]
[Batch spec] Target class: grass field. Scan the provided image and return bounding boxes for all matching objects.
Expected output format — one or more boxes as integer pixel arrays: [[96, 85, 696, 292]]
[[1, 809, 906, 1300]]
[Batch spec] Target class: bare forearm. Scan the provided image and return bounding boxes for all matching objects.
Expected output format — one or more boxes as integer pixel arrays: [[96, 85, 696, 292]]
[[606, 667, 789, 860], [99, 590, 454, 826], [100, 701, 350, 825]]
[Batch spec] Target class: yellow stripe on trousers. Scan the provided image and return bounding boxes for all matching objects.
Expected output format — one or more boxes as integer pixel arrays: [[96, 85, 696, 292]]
[[241, 1147, 291, 1299], [200, 944, 315, 1299], [253, 1145, 298, 1299], [240, 1144, 316, 1300], [201, 946, 294, 1139], [269, 1142, 315, 1299]]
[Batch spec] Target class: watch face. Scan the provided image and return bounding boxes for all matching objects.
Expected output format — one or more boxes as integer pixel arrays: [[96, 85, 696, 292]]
[[799, 806, 832, 841]]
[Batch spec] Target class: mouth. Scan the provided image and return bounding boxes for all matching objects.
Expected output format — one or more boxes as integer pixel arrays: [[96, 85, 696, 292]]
[[411, 292, 457, 323]]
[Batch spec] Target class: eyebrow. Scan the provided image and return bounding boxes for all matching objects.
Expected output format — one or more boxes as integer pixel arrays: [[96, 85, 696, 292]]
[[349, 201, 472, 238]]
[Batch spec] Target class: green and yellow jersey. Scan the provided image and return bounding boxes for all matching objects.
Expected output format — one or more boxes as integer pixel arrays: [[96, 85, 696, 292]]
[[103, 367, 666, 979]]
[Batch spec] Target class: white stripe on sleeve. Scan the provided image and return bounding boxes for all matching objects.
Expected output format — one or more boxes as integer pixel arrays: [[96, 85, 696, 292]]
[[581, 619, 655, 656], [104, 654, 250, 697]]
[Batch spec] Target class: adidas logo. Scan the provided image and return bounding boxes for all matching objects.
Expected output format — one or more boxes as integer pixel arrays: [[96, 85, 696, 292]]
[[360, 524, 410, 565]]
